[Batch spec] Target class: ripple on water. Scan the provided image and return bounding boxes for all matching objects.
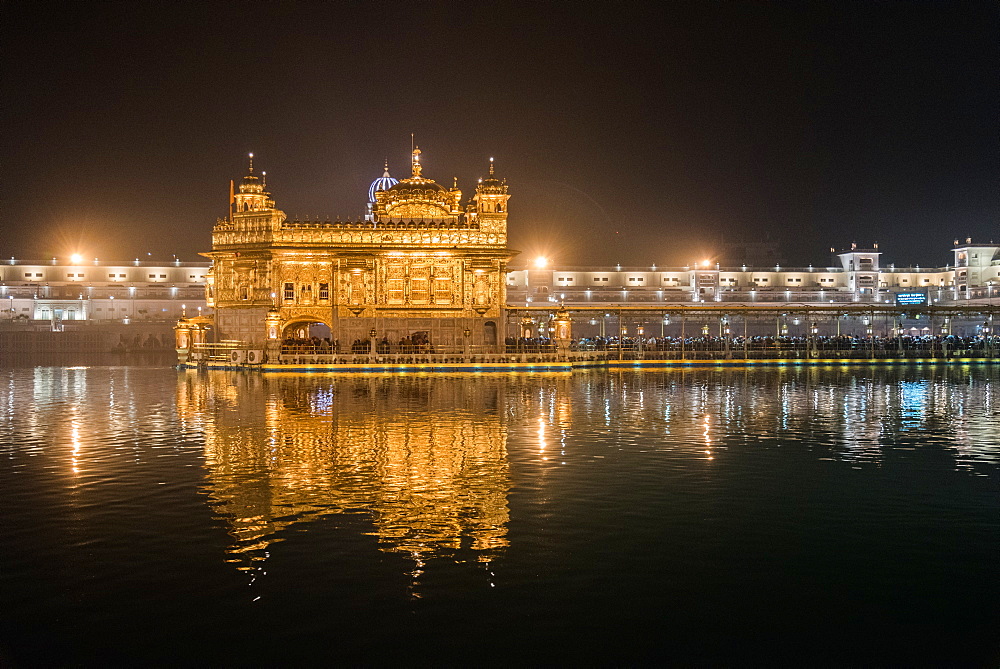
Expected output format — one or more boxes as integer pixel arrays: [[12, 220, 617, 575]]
[[0, 365, 997, 665]]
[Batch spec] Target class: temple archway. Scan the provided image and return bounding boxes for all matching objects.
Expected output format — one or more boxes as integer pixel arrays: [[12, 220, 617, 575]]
[[281, 317, 332, 341]]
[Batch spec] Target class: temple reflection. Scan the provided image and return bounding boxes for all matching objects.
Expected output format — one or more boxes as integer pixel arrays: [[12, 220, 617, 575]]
[[176, 373, 511, 575], [175, 365, 997, 585]]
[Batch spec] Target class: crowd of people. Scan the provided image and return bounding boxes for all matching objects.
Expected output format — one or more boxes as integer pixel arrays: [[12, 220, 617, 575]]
[[280, 333, 995, 357], [281, 331, 437, 355], [573, 334, 996, 354]]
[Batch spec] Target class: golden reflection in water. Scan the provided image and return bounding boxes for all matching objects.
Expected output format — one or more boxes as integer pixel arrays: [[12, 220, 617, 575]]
[[176, 372, 510, 574], [70, 421, 81, 475], [703, 414, 713, 460]]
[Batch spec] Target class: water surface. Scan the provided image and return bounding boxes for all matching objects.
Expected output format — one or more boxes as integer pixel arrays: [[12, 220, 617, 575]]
[[1, 364, 997, 665]]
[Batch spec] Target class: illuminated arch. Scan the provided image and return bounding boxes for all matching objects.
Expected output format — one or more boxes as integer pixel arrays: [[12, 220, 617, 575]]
[[279, 314, 332, 339]]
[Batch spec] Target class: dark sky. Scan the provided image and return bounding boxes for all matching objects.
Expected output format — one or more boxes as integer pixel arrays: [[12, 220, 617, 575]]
[[3, 1, 997, 268]]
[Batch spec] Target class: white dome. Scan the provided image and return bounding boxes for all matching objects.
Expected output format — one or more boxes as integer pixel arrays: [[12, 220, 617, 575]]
[[368, 164, 399, 203]]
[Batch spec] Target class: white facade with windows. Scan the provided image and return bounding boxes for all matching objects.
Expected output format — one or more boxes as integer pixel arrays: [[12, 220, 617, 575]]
[[508, 243, 1000, 306], [0, 258, 209, 327]]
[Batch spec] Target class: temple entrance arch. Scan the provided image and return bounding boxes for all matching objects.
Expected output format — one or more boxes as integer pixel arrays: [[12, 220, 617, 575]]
[[280, 316, 335, 351]]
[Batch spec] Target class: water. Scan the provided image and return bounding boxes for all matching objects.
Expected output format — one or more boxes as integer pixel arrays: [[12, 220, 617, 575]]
[[1, 363, 997, 666]]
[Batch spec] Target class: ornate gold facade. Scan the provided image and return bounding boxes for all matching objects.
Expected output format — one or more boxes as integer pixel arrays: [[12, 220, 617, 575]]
[[203, 150, 517, 347]]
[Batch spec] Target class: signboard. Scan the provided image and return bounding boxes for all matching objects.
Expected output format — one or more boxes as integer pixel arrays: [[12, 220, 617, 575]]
[[895, 292, 928, 306]]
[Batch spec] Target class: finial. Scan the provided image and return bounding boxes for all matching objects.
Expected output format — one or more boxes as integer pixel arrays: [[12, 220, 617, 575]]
[[489, 156, 495, 176], [248, 152, 254, 173], [412, 145, 422, 178], [261, 171, 267, 188]]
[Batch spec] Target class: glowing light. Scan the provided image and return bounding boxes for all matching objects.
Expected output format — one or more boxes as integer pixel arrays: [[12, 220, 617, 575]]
[[70, 254, 83, 264], [701, 259, 711, 267], [534, 256, 548, 269]]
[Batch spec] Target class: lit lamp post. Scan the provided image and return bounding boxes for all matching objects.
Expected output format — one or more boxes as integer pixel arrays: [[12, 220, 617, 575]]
[[174, 314, 192, 363], [722, 318, 731, 358], [553, 308, 572, 354], [265, 307, 282, 361], [810, 322, 818, 357], [369, 327, 377, 358], [463, 327, 471, 356]]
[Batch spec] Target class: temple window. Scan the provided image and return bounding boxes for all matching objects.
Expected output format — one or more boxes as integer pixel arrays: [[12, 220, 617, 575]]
[[318, 283, 329, 301], [283, 282, 294, 301], [433, 276, 452, 304], [349, 272, 365, 304], [387, 279, 404, 304], [410, 266, 430, 304]]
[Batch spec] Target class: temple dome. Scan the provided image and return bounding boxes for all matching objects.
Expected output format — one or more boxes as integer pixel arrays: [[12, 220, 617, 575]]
[[368, 164, 399, 203], [386, 179, 448, 194]]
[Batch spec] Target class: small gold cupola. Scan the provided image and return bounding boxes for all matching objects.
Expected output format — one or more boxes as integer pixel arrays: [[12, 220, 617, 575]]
[[232, 153, 276, 213]]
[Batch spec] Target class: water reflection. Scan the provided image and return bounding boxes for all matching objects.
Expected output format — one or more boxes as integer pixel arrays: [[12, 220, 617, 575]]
[[175, 366, 998, 583], [588, 366, 999, 470], [176, 373, 512, 580]]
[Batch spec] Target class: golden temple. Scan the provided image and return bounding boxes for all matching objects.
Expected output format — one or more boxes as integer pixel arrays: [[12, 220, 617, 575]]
[[202, 149, 516, 350]]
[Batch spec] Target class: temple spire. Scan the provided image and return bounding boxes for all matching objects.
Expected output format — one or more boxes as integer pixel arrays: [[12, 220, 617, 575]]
[[411, 146, 422, 178], [248, 152, 254, 174]]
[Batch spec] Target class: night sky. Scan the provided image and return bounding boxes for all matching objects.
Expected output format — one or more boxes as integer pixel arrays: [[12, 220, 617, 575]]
[[3, 1, 997, 268]]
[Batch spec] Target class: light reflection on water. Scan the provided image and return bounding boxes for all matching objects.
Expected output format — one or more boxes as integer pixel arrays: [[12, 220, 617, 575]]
[[176, 372, 511, 591], [0, 364, 997, 665]]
